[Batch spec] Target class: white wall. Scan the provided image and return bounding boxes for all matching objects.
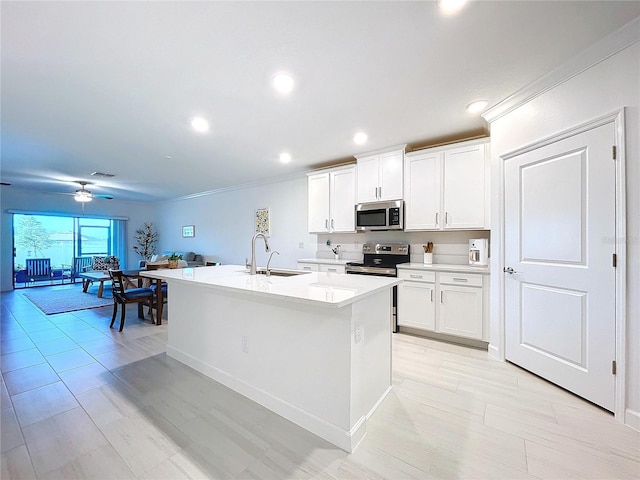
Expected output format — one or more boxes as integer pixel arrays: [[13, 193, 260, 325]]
[[153, 176, 318, 269], [488, 42, 640, 423], [0, 187, 156, 291]]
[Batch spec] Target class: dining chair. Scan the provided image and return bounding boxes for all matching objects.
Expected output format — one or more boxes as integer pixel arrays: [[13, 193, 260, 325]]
[[144, 263, 168, 312], [108, 270, 155, 332]]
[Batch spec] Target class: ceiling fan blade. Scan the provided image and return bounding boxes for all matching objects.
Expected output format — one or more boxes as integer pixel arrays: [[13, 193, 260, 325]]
[[94, 194, 114, 200]]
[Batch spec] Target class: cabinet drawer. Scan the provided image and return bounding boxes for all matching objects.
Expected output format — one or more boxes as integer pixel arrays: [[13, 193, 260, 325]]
[[438, 272, 482, 287], [319, 264, 345, 274], [297, 263, 319, 272], [398, 269, 436, 283]]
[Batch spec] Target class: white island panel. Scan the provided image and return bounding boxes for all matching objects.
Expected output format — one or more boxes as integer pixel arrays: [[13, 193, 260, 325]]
[[157, 267, 395, 452]]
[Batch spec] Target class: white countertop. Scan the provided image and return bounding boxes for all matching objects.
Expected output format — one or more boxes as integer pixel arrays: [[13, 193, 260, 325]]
[[297, 258, 352, 266], [397, 263, 490, 274], [140, 264, 399, 308]]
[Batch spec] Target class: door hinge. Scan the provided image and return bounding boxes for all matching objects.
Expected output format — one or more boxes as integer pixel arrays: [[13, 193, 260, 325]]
[[612, 360, 617, 375], [613, 253, 617, 267], [613, 145, 617, 160]]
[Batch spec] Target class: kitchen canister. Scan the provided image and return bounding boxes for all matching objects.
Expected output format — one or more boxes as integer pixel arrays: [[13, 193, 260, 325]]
[[423, 253, 433, 264]]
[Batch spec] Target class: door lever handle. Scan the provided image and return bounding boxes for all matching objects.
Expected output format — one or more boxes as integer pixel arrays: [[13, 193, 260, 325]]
[[503, 267, 517, 274]]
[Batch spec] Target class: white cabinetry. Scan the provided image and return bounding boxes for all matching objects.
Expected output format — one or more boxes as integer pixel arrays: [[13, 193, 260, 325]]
[[397, 270, 436, 330], [307, 166, 356, 233], [297, 262, 319, 272], [397, 267, 488, 341], [404, 139, 490, 230], [297, 260, 347, 274], [355, 146, 405, 203], [319, 264, 346, 274]]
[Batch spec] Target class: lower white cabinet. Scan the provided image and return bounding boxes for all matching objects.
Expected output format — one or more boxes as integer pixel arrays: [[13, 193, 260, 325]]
[[319, 264, 346, 274], [297, 261, 346, 274], [297, 262, 319, 272], [397, 280, 436, 331], [397, 268, 488, 341]]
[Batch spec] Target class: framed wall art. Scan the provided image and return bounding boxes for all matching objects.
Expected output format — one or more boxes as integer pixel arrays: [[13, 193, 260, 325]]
[[182, 225, 195, 238], [255, 207, 270, 237]]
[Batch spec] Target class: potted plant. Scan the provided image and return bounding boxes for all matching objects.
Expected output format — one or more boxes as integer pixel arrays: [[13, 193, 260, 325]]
[[168, 252, 182, 269], [133, 222, 158, 261]]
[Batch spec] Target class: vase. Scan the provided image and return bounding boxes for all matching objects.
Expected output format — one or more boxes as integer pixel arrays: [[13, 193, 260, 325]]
[[423, 253, 433, 264], [334, 254, 340, 260], [168, 260, 179, 269]]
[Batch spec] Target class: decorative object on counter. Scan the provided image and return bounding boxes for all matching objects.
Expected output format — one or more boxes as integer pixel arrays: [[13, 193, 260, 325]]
[[182, 225, 195, 238], [133, 222, 158, 261], [255, 207, 270, 236], [168, 252, 183, 269], [423, 242, 434, 264], [332, 244, 341, 260]]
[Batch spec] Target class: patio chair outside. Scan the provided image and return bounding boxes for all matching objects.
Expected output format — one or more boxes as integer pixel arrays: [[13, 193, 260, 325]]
[[71, 256, 94, 283], [25, 258, 53, 285]]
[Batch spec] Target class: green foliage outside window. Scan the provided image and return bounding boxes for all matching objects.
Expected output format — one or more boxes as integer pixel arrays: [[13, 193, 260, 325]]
[[15, 217, 54, 258]]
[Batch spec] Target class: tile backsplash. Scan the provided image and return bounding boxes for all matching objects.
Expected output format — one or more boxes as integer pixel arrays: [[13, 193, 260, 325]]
[[315, 230, 490, 265]]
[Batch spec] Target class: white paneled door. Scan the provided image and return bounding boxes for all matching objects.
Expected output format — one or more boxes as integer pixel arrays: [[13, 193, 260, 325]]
[[504, 122, 616, 411]]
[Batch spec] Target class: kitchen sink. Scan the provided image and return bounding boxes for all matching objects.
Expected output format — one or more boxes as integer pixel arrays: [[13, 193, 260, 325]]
[[255, 268, 310, 277]]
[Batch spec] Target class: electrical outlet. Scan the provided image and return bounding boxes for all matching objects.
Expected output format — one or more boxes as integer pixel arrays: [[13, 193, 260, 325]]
[[242, 336, 249, 353], [355, 325, 363, 343], [299, 242, 304, 248]]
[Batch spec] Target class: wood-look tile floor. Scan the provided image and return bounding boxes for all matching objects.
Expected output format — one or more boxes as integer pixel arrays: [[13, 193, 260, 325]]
[[1, 287, 639, 479]]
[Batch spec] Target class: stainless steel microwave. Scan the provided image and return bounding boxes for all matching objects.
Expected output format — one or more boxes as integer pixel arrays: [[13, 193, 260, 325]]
[[355, 200, 404, 231]]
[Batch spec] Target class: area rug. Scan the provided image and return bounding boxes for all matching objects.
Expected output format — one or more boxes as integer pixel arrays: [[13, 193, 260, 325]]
[[24, 287, 113, 315]]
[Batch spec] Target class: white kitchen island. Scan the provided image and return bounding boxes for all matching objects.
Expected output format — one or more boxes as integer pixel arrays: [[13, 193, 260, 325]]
[[139, 264, 400, 452]]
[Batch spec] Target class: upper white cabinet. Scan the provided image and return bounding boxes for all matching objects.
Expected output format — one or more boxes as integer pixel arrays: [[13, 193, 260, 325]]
[[307, 166, 356, 233], [404, 138, 490, 230], [355, 146, 405, 203]]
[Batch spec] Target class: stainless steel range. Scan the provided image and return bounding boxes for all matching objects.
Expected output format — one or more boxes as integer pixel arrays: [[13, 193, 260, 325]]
[[346, 243, 410, 332]]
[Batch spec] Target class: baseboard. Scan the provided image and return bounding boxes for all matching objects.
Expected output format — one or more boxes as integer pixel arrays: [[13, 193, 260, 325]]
[[625, 408, 640, 432], [167, 345, 375, 452], [488, 343, 501, 360]]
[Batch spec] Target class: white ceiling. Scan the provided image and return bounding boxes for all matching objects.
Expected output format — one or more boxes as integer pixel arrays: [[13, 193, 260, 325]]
[[2, 1, 638, 202]]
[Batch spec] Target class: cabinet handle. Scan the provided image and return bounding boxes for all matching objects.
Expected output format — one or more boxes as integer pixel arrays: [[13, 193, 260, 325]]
[[379, 186, 382, 198], [327, 268, 337, 272], [325, 219, 329, 230], [435, 212, 439, 226], [303, 266, 311, 270], [430, 289, 433, 302], [331, 219, 334, 229], [440, 291, 444, 303], [409, 274, 423, 279], [374, 187, 378, 199], [452, 277, 468, 282], [445, 212, 449, 225]]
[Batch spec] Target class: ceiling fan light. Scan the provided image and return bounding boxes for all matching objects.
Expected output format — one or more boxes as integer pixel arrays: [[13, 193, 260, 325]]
[[74, 191, 93, 202]]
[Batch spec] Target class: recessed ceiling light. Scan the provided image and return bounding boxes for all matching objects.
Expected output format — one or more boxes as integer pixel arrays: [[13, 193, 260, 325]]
[[353, 132, 368, 145], [439, 0, 468, 15], [272, 73, 294, 94], [279, 152, 292, 164], [191, 117, 209, 133], [466, 100, 488, 114]]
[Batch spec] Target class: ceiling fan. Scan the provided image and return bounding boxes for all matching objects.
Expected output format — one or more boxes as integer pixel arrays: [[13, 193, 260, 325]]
[[73, 181, 114, 202]]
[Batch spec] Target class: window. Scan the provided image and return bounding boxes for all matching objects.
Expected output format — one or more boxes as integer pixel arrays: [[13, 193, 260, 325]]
[[12, 213, 126, 288]]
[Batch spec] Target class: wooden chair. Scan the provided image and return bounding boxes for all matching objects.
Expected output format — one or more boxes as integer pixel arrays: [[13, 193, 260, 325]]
[[25, 258, 53, 285], [108, 270, 155, 332], [71, 256, 93, 283], [144, 263, 168, 312]]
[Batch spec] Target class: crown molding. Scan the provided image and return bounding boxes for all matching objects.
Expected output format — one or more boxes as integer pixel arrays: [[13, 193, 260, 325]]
[[483, 17, 640, 124], [164, 170, 309, 204]]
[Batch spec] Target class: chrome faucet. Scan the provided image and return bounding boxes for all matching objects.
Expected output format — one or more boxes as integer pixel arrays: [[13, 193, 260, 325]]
[[247, 232, 270, 275], [266, 251, 280, 276]]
